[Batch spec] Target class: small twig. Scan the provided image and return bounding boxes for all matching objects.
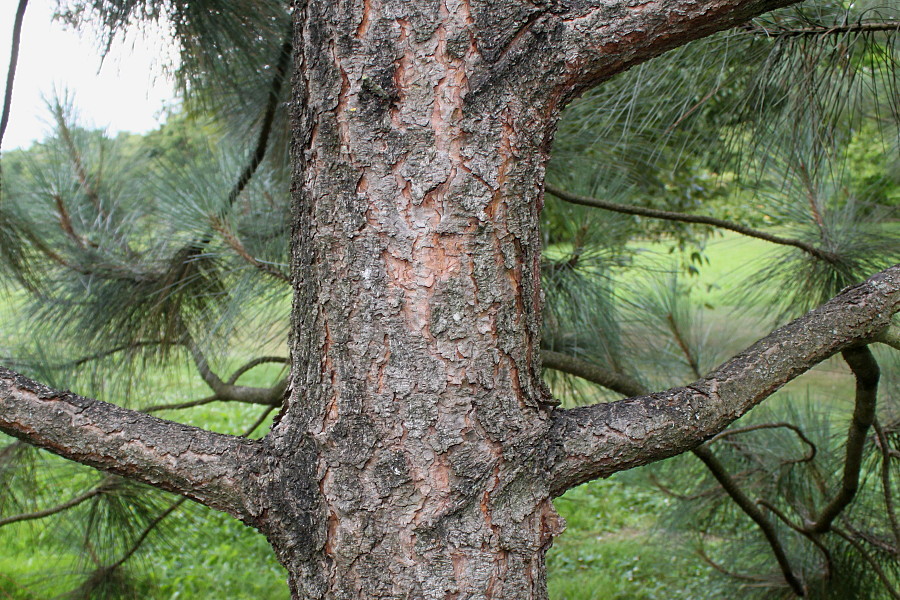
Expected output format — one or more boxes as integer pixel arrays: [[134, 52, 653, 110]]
[[52, 103, 107, 220], [841, 521, 898, 558], [541, 349, 646, 398], [0, 485, 103, 527], [224, 31, 293, 211], [756, 21, 900, 38], [709, 422, 817, 464], [185, 334, 287, 405], [647, 472, 721, 501], [211, 218, 290, 283], [666, 312, 702, 379], [226, 356, 289, 386], [693, 444, 806, 596], [544, 184, 840, 264], [831, 527, 900, 600], [141, 394, 221, 413], [106, 497, 186, 571], [664, 84, 722, 135], [243, 405, 277, 438], [696, 545, 771, 582], [758, 499, 834, 578], [1, 340, 172, 371], [53, 194, 90, 249], [873, 420, 900, 549]]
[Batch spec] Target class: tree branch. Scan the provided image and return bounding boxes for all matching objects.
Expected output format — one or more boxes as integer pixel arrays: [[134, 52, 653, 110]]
[[552, 0, 800, 97], [546, 264, 900, 495], [51, 102, 107, 221], [807, 346, 878, 533], [185, 337, 287, 405], [211, 217, 291, 283], [753, 21, 900, 37], [709, 422, 816, 464], [0, 367, 263, 521], [541, 349, 645, 397], [0, 0, 27, 151], [223, 30, 292, 212], [875, 323, 900, 351], [873, 420, 900, 550], [545, 184, 838, 263], [692, 444, 806, 596], [832, 527, 900, 600], [0, 483, 105, 527], [227, 356, 289, 386], [543, 349, 806, 593]]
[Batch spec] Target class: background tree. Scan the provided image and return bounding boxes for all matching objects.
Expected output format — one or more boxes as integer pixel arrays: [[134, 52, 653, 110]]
[[0, 0, 898, 598]]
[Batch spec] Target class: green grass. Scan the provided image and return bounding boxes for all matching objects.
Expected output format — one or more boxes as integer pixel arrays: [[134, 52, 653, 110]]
[[547, 476, 729, 600]]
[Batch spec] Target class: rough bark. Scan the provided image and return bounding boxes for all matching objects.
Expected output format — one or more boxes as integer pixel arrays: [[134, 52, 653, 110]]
[[546, 265, 900, 496], [0, 367, 262, 521], [263, 0, 844, 598], [3, 0, 898, 599]]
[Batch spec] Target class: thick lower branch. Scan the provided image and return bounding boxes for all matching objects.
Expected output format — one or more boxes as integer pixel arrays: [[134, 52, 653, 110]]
[[0, 367, 263, 522], [544, 350, 806, 594], [546, 264, 900, 495]]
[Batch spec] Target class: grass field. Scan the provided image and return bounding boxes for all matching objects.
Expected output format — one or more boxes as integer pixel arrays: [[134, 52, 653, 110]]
[[1, 229, 896, 599]]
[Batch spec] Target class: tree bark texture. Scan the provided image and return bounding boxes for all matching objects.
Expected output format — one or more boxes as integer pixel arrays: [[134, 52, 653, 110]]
[[268, 0, 830, 597], [3, 0, 899, 599]]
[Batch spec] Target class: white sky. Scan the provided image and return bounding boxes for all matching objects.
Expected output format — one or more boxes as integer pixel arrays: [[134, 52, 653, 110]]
[[1, 0, 177, 150]]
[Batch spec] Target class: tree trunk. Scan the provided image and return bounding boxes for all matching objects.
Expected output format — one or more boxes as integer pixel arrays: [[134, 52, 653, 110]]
[[267, 2, 563, 597], [257, 0, 801, 597]]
